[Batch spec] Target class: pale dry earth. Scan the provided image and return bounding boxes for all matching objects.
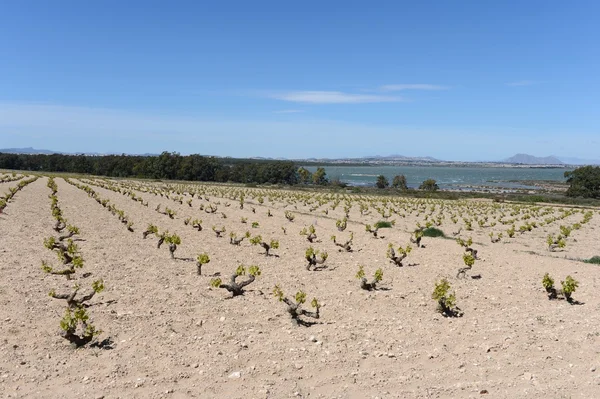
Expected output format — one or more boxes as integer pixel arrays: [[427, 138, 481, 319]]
[[1, 176, 600, 399]]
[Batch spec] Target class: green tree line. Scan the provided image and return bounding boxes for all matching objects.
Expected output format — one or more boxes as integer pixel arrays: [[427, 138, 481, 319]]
[[0, 152, 300, 185]]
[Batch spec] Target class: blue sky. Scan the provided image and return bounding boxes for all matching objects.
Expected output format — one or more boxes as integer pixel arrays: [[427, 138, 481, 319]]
[[1, 0, 598, 161]]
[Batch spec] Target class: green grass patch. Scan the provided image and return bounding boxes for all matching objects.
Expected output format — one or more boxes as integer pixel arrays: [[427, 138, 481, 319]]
[[422, 227, 445, 238], [374, 221, 394, 229], [584, 256, 600, 265]]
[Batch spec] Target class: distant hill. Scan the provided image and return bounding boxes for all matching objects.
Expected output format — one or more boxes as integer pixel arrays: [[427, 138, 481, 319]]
[[0, 148, 160, 157], [503, 154, 564, 165], [556, 156, 600, 166], [364, 154, 442, 162], [304, 154, 442, 163], [0, 147, 59, 155], [5, 148, 597, 166]]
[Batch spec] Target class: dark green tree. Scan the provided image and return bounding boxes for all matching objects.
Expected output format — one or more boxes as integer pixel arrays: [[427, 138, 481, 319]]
[[392, 174, 408, 190], [376, 175, 389, 189], [0, 152, 301, 185], [565, 166, 600, 198], [419, 178, 439, 191], [298, 167, 312, 184], [312, 167, 328, 185]]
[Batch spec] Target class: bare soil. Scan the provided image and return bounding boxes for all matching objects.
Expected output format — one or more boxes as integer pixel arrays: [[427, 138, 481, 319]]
[[1, 176, 600, 398]]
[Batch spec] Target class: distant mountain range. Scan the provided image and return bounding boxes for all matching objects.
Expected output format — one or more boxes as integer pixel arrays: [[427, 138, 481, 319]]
[[0, 147, 158, 156], [556, 156, 600, 165], [304, 154, 441, 163], [364, 154, 441, 162], [0, 147, 58, 155], [1, 148, 599, 166], [501, 154, 600, 165], [502, 154, 564, 165], [0, 149, 442, 163]]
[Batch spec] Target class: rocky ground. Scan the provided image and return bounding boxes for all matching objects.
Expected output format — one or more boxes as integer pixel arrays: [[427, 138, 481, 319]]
[[1, 176, 600, 399]]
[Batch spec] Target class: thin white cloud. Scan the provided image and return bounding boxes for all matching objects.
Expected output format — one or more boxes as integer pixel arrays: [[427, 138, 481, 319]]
[[273, 109, 305, 114], [506, 80, 537, 87], [379, 84, 449, 92], [271, 91, 402, 104]]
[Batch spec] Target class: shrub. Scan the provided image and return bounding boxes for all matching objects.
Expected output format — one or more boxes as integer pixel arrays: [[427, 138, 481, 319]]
[[410, 228, 424, 247], [229, 231, 250, 246], [329, 176, 348, 188], [375, 175, 389, 189], [305, 247, 328, 270], [210, 265, 260, 297], [196, 253, 210, 275], [49, 224, 79, 242], [559, 225, 572, 238], [191, 218, 203, 231], [386, 243, 412, 267], [507, 225, 516, 238], [432, 279, 462, 317], [423, 227, 445, 238], [164, 233, 181, 259], [463, 253, 475, 267], [457, 252, 476, 278], [336, 217, 348, 232], [273, 285, 320, 326], [561, 276, 579, 303], [419, 179, 439, 191], [250, 235, 279, 256], [565, 166, 600, 198], [356, 265, 383, 291], [542, 273, 579, 303], [365, 224, 381, 238], [165, 208, 176, 219], [212, 225, 226, 237], [374, 220, 394, 229], [489, 232, 502, 243], [156, 230, 168, 248], [42, 239, 84, 280], [546, 234, 566, 252], [456, 237, 478, 259], [49, 279, 104, 309], [331, 232, 353, 252], [312, 167, 328, 185], [300, 225, 318, 243], [542, 272, 557, 299], [392, 175, 408, 190], [50, 280, 105, 347], [285, 211, 295, 222], [542, 273, 554, 290], [143, 224, 159, 239], [205, 204, 218, 213], [298, 167, 312, 184], [584, 256, 600, 265]]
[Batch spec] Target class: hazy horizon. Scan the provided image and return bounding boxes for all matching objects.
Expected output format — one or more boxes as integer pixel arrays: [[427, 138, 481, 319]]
[[1, 1, 598, 161]]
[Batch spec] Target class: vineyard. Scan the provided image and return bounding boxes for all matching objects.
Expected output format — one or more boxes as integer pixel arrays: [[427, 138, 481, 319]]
[[1, 173, 600, 398]]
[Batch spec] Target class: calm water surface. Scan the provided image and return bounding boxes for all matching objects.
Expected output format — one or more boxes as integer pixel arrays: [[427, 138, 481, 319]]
[[305, 165, 572, 189]]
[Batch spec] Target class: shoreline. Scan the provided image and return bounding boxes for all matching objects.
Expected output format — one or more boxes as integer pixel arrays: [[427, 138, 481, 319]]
[[301, 161, 574, 169]]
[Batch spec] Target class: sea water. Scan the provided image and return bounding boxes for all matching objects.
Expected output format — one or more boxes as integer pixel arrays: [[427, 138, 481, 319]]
[[304, 165, 572, 190]]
